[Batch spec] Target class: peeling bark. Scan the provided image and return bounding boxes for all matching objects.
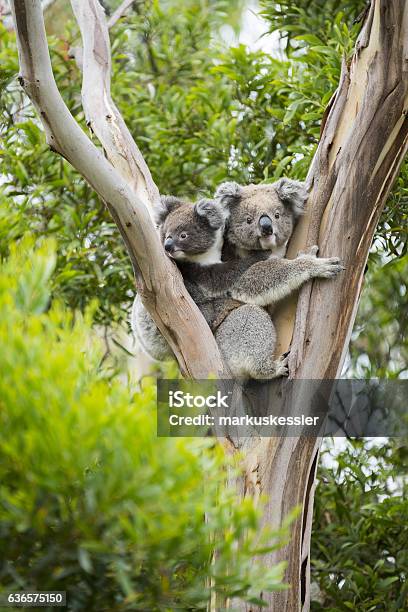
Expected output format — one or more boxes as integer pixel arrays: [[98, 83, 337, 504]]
[[235, 2, 408, 610]]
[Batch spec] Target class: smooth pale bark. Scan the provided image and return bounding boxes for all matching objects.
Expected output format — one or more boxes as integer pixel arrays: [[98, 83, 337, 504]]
[[234, 1, 408, 610], [0, 0, 10, 17], [10, 0, 228, 381], [71, 0, 160, 215], [107, 0, 136, 28]]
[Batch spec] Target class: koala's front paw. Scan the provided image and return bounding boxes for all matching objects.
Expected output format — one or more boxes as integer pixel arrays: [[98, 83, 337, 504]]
[[314, 256, 345, 278], [273, 353, 289, 378], [298, 246, 344, 279]]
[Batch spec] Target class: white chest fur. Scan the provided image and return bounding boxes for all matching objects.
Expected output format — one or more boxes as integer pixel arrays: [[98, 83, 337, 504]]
[[188, 227, 224, 265]]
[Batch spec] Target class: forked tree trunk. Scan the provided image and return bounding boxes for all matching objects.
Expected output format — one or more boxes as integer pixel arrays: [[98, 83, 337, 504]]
[[9, 1, 408, 610], [10, 0, 230, 383]]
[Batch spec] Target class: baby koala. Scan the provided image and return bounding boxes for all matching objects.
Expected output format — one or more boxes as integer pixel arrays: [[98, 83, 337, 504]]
[[132, 196, 229, 362], [132, 186, 343, 379]]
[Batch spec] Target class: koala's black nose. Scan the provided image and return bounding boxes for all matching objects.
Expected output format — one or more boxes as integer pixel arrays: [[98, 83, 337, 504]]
[[259, 215, 273, 236], [164, 237, 174, 252]]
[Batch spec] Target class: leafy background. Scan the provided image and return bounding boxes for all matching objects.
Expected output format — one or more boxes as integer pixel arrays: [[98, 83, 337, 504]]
[[0, 0, 407, 609]]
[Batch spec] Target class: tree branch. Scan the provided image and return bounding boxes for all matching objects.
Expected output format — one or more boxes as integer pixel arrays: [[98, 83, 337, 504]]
[[235, 2, 408, 609], [10, 0, 228, 380], [292, 0, 408, 380], [70, 0, 160, 216], [107, 0, 136, 29]]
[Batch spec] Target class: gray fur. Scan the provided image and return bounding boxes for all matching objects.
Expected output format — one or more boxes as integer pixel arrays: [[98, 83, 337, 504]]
[[154, 195, 183, 226], [131, 184, 342, 379], [178, 249, 343, 310], [215, 305, 288, 379], [132, 294, 171, 361], [214, 181, 243, 205], [131, 196, 229, 363], [215, 179, 309, 256], [159, 196, 226, 261], [195, 198, 227, 229], [232, 250, 343, 304], [274, 178, 308, 219]]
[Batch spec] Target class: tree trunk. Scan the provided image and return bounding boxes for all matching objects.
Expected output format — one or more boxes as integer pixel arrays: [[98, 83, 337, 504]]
[[232, 2, 408, 609]]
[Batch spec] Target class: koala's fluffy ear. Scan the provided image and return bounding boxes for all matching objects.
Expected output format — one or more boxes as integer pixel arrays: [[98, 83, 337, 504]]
[[214, 181, 243, 207], [274, 178, 309, 218], [195, 198, 228, 229], [154, 195, 183, 226]]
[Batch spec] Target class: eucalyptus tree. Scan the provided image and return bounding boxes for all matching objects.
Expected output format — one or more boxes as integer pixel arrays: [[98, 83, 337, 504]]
[[4, 0, 408, 609]]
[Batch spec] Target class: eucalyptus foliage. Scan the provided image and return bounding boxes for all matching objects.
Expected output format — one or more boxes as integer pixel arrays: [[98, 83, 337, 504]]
[[312, 438, 408, 611], [0, 239, 288, 609]]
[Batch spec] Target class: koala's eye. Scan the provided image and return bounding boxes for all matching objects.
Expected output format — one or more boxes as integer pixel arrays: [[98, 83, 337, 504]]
[[246, 216, 253, 224], [180, 232, 188, 240], [274, 212, 280, 219]]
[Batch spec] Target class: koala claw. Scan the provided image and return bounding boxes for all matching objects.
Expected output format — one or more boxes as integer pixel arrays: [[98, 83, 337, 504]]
[[274, 353, 289, 378], [316, 257, 344, 278]]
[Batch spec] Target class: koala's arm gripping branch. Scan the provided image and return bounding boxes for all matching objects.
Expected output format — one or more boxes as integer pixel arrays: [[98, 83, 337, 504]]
[[10, 0, 228, 380], [229, 253, 343, 307]]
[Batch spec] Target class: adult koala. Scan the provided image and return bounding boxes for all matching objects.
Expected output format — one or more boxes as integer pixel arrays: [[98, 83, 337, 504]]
[[215, 178, 307, 259], [211, 178, 309, 377], [132, 186, 343, 379]]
